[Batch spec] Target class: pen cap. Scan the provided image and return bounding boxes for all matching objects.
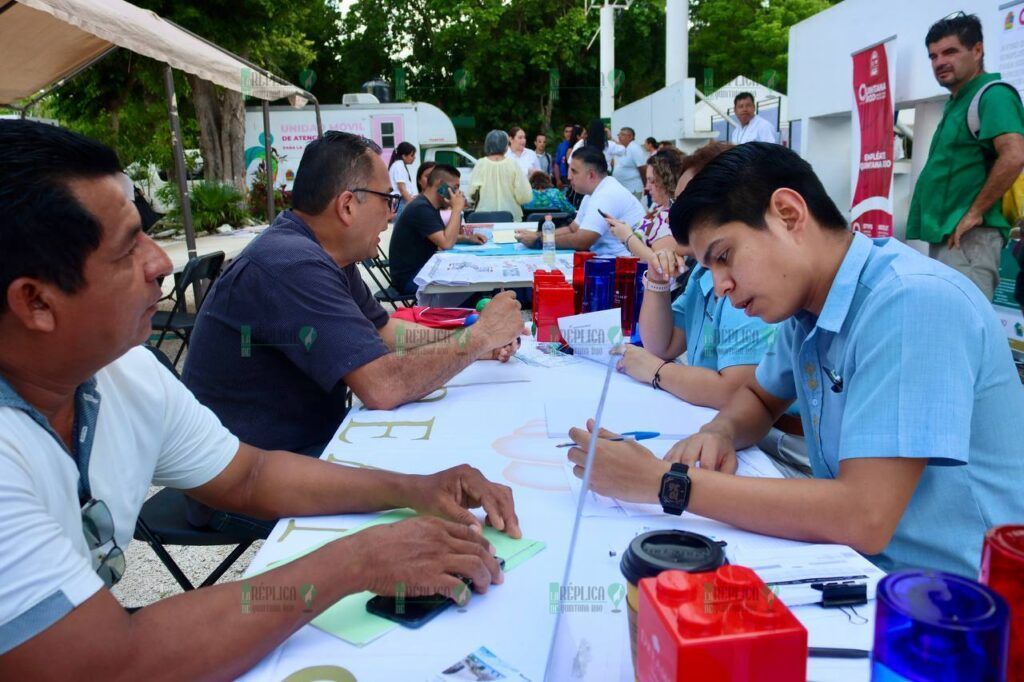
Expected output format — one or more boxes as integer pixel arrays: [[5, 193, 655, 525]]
[[872, 571, 1010, 682]]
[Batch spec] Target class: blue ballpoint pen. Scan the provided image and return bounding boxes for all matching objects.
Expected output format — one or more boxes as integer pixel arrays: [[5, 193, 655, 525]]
[[555, 431, 660, 448]]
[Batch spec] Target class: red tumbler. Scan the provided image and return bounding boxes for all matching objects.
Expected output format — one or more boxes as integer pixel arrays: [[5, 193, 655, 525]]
[[572, 251, 595, 314], [614, 257, 639, 337], [980, 524, 1024, 681]]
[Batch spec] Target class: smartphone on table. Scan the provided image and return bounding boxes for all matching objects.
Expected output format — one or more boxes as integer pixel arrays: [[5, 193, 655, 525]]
[[365, 558, 505, 629]]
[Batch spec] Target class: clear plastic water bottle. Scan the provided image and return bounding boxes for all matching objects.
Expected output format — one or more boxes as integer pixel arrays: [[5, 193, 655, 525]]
[[542, 214, 556, 268]]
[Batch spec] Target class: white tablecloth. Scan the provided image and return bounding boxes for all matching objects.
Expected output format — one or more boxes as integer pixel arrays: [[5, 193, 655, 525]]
[[238, 342, 874, 682]]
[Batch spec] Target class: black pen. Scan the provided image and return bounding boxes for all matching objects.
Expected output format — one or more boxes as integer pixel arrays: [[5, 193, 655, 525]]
[[808, 647, 870, 659]]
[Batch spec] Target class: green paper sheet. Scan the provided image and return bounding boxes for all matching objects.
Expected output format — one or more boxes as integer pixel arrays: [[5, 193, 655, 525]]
[[259, 509, 545, 646]]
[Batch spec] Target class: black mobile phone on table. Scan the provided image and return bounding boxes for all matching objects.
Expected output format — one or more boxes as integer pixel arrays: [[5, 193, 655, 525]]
[[365, 558, 505, 629]]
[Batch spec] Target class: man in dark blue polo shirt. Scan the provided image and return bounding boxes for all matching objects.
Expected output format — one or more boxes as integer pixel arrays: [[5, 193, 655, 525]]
[[183, 132, 524, 457]]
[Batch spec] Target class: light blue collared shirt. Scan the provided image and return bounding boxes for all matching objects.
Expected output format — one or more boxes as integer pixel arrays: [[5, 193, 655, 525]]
[[672, 266, 776, 372], [756, 232, 1024, 576]]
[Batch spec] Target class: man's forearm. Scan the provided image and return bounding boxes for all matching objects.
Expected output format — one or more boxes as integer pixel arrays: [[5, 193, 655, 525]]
[[637, 290, 678, 358], [554, 229, 596, 251], [656, 364, 746, 411], [968, 154, 1022, 219], [700, 384, 777, 449], [68, 536, 367, 682], [361, 329, 494, 410], [216, 448, 417, 520]]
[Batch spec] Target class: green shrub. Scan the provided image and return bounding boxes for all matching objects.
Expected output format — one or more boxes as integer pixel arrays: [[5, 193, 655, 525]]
[[155, 181, 248, 235]]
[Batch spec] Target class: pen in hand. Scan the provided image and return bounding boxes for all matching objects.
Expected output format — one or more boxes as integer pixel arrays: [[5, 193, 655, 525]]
[[556, 431, 660, 448]]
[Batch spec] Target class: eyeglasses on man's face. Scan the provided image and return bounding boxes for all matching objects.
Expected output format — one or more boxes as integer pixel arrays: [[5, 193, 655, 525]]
[[352, 188, 402, 212]]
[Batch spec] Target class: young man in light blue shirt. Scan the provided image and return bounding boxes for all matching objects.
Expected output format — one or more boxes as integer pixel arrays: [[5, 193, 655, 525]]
[[566, 142, 1024, 577]]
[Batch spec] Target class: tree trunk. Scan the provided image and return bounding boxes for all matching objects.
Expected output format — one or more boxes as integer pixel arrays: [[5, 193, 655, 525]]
[[187, 75, 247, 190]]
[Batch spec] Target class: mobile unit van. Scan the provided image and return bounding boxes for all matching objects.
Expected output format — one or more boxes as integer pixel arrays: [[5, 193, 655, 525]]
[[243, 93, 477, 192]]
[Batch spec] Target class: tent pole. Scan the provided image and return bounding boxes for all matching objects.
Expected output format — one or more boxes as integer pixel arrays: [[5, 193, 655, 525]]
[[262, 100, 275, 224], [314, 101, 324, 137], [163, 66, 196, 259]]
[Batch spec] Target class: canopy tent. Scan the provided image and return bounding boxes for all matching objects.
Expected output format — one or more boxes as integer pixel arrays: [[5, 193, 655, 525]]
[[0, 0, 323, 255]]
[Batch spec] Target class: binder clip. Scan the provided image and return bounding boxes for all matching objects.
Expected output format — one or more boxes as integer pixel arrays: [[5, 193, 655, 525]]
[[811, 581, 868, 608]]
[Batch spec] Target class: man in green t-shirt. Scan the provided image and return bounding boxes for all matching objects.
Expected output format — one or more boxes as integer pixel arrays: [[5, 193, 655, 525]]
[[907, 13, 1024, 301]]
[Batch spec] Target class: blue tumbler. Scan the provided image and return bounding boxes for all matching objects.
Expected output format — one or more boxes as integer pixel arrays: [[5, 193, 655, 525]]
[[582, 258, 615, 313], [872, 570, 1010, 681]]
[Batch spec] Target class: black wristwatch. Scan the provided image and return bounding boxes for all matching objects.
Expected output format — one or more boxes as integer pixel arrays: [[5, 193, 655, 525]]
[[659, 462, 691, 516]]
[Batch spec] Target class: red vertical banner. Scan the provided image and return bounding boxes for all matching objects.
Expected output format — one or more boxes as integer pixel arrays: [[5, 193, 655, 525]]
[[850, 41, 896, 237]]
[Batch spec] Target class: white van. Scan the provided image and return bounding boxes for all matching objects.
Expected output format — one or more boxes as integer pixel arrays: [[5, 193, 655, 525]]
[[243, 94, 477, 192]]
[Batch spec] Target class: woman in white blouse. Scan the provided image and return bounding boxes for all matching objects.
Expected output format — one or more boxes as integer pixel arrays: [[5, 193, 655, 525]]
[[506, 126, 542, 180], [388, 141, 417, 216]]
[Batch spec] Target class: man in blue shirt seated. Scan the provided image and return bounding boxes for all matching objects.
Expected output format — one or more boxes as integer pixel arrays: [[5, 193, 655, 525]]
[[184, 132, 524, 458], [566, 142, 1024, 577], [0, 121, 519, 679]]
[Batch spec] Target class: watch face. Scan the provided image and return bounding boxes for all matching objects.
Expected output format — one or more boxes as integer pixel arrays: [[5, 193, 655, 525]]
[[662, 479, 687, 505]]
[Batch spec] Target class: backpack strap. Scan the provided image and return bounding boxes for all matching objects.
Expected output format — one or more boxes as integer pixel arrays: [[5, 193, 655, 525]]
[[967, 79, 1022, 139]]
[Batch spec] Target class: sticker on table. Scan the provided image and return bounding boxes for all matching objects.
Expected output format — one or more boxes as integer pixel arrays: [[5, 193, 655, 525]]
[[433, 646, 531, 681]]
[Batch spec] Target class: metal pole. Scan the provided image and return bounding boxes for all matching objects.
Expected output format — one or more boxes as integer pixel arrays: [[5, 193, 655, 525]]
[[599, 3, 615, 119], [163, 66, 196, 258], [314, 101, 324, 138], [665, 0, 687, 87], [262, 100, 275, 224]]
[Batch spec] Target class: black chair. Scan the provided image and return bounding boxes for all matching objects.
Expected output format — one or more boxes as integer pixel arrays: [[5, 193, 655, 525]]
[[465, 210, 514, 223], [360, 259, 416, 309], [151, 251, 225, 368], [134, 345, 267, 592], [525, 211, 574, 228]]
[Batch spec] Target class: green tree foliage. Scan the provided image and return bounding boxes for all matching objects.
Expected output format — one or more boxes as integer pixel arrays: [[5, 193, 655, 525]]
[[689, 0, 843, 93]]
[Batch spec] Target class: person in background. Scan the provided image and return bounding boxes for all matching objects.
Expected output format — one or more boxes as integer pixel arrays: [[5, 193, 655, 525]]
[[534, 133, 553, 175], [729, 92, 778, 144], [390, 164, 485, 295], [388, 141, 417, 216], [415, 161, 437, 193], [522, 173, 575, 214], [554, 124, 578, 188], [907, 12, 1024, 301], [612, 126, 649, 201], [0, 120, 520, 680], [643, 137, 659, 157], [515, 145, 642, 258], [573, 118, 624, 169], [568, 142, 1024, 577], [605, 147, 687, 264], [470, 130, 533, 222], [506, 126, 542, 180], [657, 140, 676, 150]]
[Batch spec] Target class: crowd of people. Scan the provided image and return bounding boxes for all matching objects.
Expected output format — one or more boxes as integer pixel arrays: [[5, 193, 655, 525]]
[[1, 10, 1023, 681]]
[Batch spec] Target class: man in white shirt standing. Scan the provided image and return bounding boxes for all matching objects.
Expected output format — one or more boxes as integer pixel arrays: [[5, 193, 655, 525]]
[[729, 92, 778, 145], [515, 145, 643, 258], [612, 127, 649, 201], [0, 120, 520, 679]]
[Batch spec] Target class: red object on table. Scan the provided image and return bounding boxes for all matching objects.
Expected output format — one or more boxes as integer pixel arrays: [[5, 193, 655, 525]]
[[614, 256, 639, 337], [637, 566, 807, 682], [532, 270, 574, 343], [572, 251, 595, 314], [390, 306, 476, 329], [981, 525, 1024, 682]]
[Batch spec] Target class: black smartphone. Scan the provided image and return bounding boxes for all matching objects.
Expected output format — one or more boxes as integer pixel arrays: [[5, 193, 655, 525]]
[[438, 182, 451, 199], [597, 208, 610, 219], [365, 559, 505, 629]]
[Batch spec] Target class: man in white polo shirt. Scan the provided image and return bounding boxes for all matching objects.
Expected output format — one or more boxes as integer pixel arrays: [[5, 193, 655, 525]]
[[515, 145, 644, 258], [612, 126, 649, 200], [0, 120, 520, 679], [730, 92, 778, 145]]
